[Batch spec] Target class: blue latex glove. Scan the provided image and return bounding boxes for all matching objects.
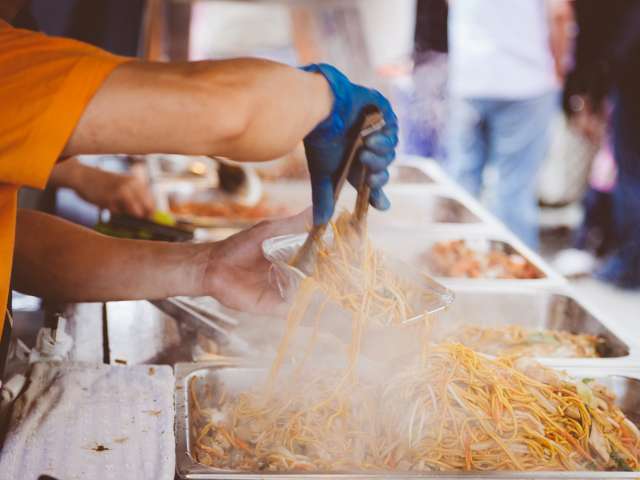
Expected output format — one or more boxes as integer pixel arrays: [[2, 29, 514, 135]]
[[302, 63, 399, 225]]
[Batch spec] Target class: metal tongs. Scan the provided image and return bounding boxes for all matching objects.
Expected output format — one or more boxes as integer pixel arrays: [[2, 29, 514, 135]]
[[292, 107, 386, 275]]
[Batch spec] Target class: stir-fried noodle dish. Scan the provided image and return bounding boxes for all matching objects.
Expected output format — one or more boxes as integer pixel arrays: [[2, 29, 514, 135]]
[[188, 212, 640, 473], [436, 324, 602, 358]]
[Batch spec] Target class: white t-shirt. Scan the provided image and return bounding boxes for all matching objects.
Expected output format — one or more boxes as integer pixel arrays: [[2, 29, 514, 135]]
[[448, 0, 557, 99]]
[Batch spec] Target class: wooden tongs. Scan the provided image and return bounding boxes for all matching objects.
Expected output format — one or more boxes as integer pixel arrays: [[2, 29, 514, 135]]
[[292, 107, 386, 275]]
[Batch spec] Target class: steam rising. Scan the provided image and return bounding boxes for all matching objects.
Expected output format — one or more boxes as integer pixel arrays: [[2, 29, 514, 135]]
[[188, 215, 639, 472]]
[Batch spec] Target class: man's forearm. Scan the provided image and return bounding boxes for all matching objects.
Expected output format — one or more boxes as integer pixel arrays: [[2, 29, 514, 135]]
[[64, 58, 333, 162], [14, 209, 210, 302]]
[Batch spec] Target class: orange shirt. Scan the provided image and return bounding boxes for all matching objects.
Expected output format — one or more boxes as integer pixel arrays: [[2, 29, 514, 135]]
[[0, 21, 130, 333]]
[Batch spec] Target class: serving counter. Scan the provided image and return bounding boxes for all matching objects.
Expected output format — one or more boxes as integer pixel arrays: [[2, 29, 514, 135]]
[[2, 156, 639, 480]]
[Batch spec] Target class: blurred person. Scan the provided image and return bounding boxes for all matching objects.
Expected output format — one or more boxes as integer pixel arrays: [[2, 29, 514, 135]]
[[0, 2, 399, 355], [446, 0, 572, 248], [564, 0, 640, 287], [48, 158, 156, 218], [405, 0, 449, 158]]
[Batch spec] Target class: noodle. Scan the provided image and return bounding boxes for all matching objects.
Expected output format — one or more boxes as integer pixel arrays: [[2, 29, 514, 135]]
[[436, 324, 602, 358], [189, 211, 639, 473], [190, 343, 640, 472], [305, 212, 431, 327]]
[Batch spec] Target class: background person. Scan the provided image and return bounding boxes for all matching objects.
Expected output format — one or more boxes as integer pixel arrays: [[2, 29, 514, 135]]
[[405, 0, 449, 159], [446, 0, 571, 249], [564, 0, 640, 288]]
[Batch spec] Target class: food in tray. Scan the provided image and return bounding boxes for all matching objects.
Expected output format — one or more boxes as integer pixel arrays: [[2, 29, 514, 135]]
[[169, 196, 288, 221], [437, 324, 602, 358], [425, 239, 544, 279], [187, 208, 638, 474], [189, 343, 640, 473]]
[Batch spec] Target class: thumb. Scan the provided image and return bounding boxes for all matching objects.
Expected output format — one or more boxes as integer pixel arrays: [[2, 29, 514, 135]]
[[310, 176, 335, 225]]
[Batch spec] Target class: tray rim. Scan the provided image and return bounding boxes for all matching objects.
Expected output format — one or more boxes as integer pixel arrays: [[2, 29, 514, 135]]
[[439, 283, 639, 364], [174, 362, 640, 480], [366, 228, 566, 286]]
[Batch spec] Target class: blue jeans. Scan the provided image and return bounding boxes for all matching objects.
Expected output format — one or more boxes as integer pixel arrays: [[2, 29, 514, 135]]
[[446, 92, 557, 248], [593, 89, 640, 287]]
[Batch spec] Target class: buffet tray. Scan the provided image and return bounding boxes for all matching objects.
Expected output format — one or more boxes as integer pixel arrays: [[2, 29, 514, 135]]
[[368, 186, 486, 229], [175, 362, 640, 479], [437, 286, 635, 364], [254, 156, 440, 185], [369, 230, 564, 286], [150, 298, 252, 358], [155, 282, 635, 365], [159, 173, 488, 231], [389, 163, 436, 184]]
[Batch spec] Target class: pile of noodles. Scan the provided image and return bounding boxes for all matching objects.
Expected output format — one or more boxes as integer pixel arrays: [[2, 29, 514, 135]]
[[189, 212, 639, 473]]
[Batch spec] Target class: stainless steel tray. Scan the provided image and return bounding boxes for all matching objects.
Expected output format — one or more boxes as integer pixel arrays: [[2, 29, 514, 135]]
[[434, 286, 635, 363], [254, 156, 439, 185], [160, 173, 487, 230], [368, 186, 484, 228], [175, 362, 640, 479], [368, 230, 564, 286], [150, 298, 262, 361], [166, 187, 292, 229], [389, 164, 436, 184], [154, 283, 635, 364]]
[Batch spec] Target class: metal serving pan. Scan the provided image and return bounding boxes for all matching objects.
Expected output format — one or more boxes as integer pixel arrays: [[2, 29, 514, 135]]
[[153, 154, 484, 229], [175, 362, 640, 479], [434, 286, 634, 364], [367, 186, 485, 228], [153, 284, 634, 364], [368, 230, 564, 286], [255, 163, 438, 185], [393, 156, 455, 186], [166, 187, 293, 229], [148, 298, 294, 362], [389, 164, 436, 184]]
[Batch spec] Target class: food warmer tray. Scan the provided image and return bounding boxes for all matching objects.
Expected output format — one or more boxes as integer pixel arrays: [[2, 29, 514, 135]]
[[150, 298, 252, 358], [389, 164, 436, 184], [255, 155, 440, 185], [158, 174, 491, 230], [155, 283, 636, 366], [174, 362, 640, 480], [369, 230, 565, 287], [436, 285, 636, 366]]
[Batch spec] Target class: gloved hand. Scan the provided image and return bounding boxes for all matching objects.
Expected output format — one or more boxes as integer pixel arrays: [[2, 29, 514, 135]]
[[302, 64, 399, 225]]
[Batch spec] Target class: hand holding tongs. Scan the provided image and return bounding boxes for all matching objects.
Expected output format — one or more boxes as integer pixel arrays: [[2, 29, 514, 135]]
[[292, 107, 386, 275]]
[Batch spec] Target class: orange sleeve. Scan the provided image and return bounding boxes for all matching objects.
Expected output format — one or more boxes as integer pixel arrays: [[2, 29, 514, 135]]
[[0, 24, 132, 189]]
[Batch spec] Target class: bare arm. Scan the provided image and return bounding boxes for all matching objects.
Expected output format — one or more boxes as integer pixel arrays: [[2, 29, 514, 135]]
[[49, 158, 155, 217], [546, 0, 573, 82], [64, 58, 333, 162], [14, 208, 309, 311], [14, 209, 209, 302]]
